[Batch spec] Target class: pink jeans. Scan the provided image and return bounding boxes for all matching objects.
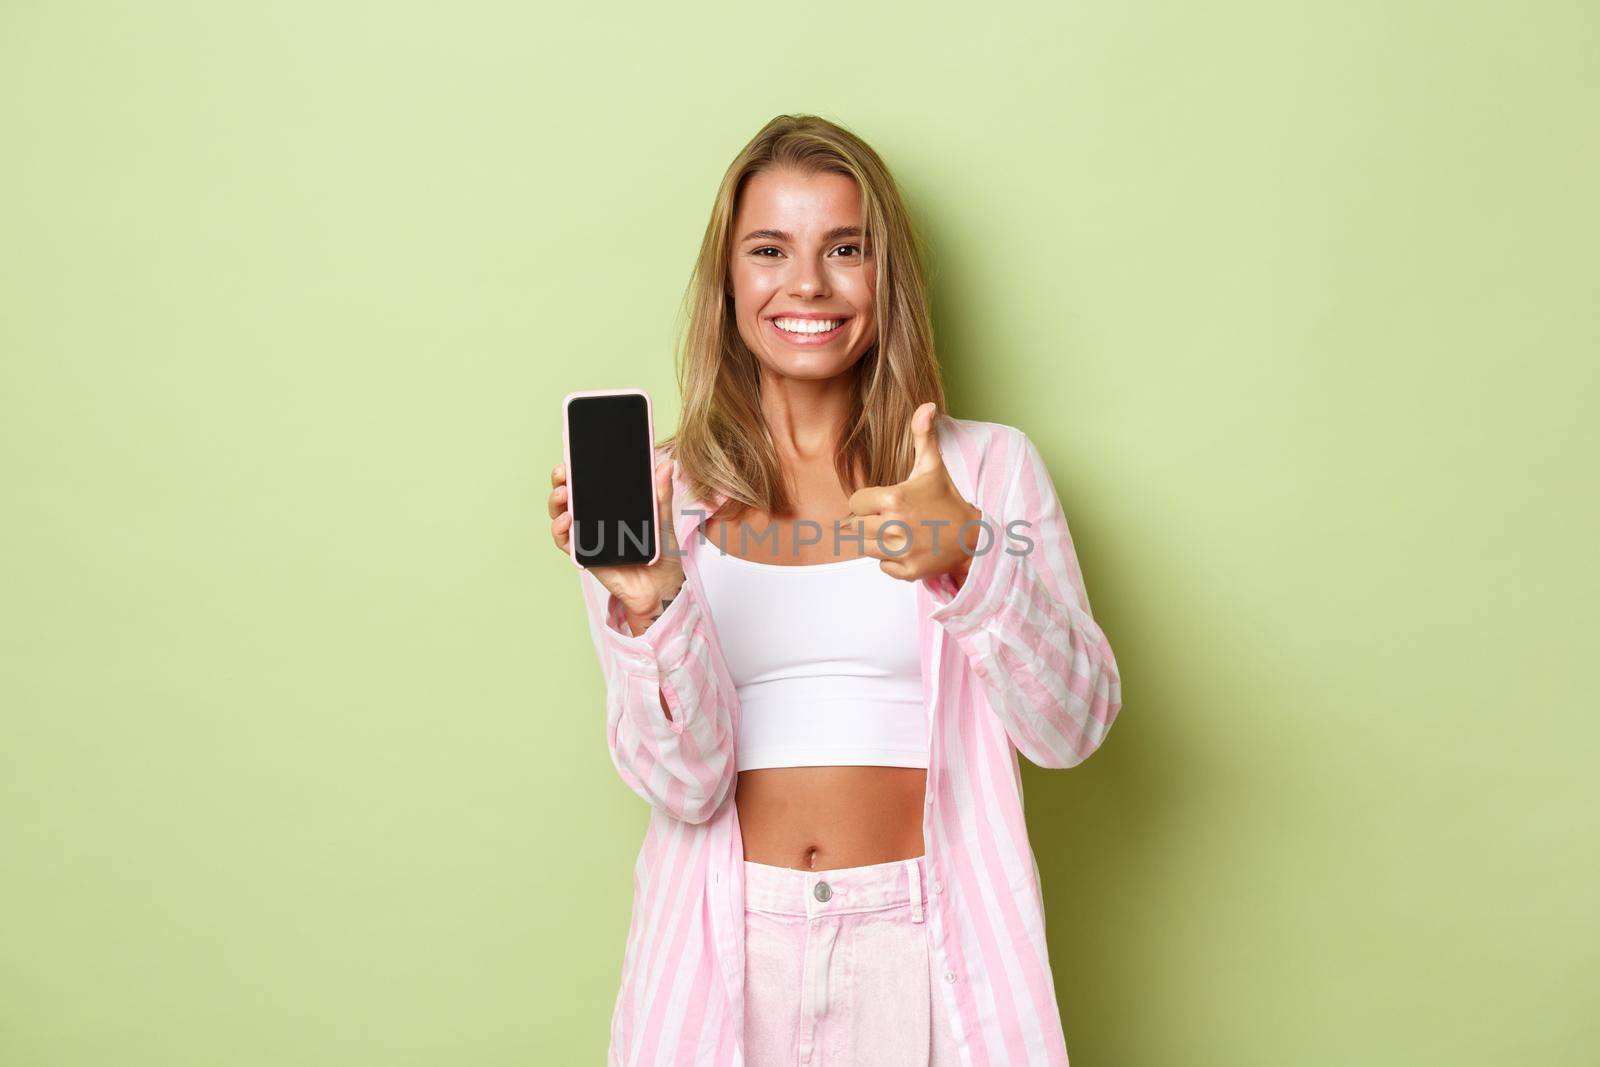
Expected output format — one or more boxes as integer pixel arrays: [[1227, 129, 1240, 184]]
[[742, 854, 962, 1066]]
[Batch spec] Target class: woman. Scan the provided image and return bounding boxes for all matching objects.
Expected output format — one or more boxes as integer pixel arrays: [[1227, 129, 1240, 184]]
[[548, 114, 1123, 1066]]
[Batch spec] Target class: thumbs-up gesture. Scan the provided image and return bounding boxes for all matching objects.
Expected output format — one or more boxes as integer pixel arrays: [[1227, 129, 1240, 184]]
[[842, 402, 985, 584]]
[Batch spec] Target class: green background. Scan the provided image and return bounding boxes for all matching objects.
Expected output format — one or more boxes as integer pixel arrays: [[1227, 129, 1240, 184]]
[[3, 2, 1595, 1063]]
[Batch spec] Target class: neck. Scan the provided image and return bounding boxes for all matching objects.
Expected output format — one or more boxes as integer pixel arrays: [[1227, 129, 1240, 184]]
[[757, 365, 858, 463]]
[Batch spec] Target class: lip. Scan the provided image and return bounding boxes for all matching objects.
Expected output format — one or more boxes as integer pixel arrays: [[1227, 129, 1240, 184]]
[[767, 315, 850, 345]]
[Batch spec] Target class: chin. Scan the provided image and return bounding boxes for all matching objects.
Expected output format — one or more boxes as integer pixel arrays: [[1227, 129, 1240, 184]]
[[765, 353, 860, 381]]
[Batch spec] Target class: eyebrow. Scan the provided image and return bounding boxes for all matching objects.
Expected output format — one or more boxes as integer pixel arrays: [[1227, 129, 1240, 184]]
[[739, 225, 864, 243]]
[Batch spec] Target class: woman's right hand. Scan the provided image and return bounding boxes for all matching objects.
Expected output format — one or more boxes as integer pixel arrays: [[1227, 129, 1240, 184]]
[[549, 456, 687, 633]]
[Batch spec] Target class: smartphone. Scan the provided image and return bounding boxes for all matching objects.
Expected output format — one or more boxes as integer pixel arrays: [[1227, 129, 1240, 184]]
[[561, 388, 661, 569]]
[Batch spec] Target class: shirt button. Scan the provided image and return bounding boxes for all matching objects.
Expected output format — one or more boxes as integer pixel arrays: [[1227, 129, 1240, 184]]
[[943, 971, 957, 983], [813, 881, 832, 902], [931, 881, 944, 894]]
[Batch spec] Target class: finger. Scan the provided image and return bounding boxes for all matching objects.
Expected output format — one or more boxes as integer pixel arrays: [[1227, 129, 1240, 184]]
[[845, 483, 903, 518], [857, 535, 914, 564], [552, 462, 565, 488], [654, 458, 677, 550], [908, 401, 943, 478], [552, 510, 571, 552], [547, 484, 567, 520], [850, 514, 912, 557], [878, 555, 917, 582]]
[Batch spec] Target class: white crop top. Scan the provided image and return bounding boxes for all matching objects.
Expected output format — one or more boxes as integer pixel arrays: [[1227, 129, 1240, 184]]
[[693, 545, 928, 771]]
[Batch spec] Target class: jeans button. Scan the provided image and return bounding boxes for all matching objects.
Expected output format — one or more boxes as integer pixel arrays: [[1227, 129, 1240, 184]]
[[932, 880, 944, 894], [813, 881, 832, 902], [943, 971, 957, 983]]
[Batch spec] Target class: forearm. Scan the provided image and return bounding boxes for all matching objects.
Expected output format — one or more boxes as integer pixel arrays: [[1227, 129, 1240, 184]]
[[619, 576, 687, 721], [929, 431, 1123, 768], [580, 563, 736, 823]]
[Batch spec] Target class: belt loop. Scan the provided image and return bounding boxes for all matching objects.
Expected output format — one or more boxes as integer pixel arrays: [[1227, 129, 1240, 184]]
[[907, 858, 924, 924]]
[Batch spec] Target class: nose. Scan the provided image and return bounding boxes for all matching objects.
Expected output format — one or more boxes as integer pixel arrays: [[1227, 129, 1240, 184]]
[[787, 253, 830, 299]]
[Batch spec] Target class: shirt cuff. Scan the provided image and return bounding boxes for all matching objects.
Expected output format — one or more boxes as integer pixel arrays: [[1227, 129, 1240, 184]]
[[924, 507, 1019, 637], [601, 578, 697, 677]]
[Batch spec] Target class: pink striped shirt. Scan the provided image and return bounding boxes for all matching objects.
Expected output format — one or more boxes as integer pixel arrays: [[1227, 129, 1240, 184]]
[[576, 415, 1123, 1065]]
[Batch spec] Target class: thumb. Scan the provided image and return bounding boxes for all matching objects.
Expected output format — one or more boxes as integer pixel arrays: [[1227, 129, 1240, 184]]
[[908, 401, 943, 478], [654, 457, 678, 549]]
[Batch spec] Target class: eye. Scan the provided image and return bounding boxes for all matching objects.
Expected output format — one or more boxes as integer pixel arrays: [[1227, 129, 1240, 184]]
[[747, 244, 864, 259]]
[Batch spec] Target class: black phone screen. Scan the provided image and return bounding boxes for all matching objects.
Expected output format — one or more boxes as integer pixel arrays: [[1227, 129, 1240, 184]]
[[566, 393, 657, 568]]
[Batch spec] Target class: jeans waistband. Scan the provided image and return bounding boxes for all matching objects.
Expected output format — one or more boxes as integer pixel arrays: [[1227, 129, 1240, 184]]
[[742, 854, 927, 922]]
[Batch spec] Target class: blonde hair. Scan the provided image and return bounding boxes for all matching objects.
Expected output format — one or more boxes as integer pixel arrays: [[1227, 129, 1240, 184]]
[[661, 113, 946, 519]]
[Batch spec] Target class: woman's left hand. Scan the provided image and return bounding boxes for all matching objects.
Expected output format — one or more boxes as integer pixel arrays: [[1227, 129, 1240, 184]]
[[841, 402, 985, 584]]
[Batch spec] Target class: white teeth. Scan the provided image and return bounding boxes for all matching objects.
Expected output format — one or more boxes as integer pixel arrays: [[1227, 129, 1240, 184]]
[[773, 317, 843, 334]]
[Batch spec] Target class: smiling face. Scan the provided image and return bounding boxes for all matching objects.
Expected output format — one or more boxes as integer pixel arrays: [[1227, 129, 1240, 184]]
[[727, 167, 878, 382]]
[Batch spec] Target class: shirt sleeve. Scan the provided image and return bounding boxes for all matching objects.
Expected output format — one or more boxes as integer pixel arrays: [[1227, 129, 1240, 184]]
[[923, 429, 1123, 768], [578, 564, 738, 823]]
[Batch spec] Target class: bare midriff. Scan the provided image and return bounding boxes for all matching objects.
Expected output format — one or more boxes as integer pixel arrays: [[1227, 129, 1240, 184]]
[[736, 766, 927, 870], [700, 511, 928, 873]]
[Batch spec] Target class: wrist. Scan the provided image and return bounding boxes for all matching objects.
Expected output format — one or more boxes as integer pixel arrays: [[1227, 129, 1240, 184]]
[[944, 503, 983, 587], [622, 571, 686, 635], [949, 552, 974, 587]]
